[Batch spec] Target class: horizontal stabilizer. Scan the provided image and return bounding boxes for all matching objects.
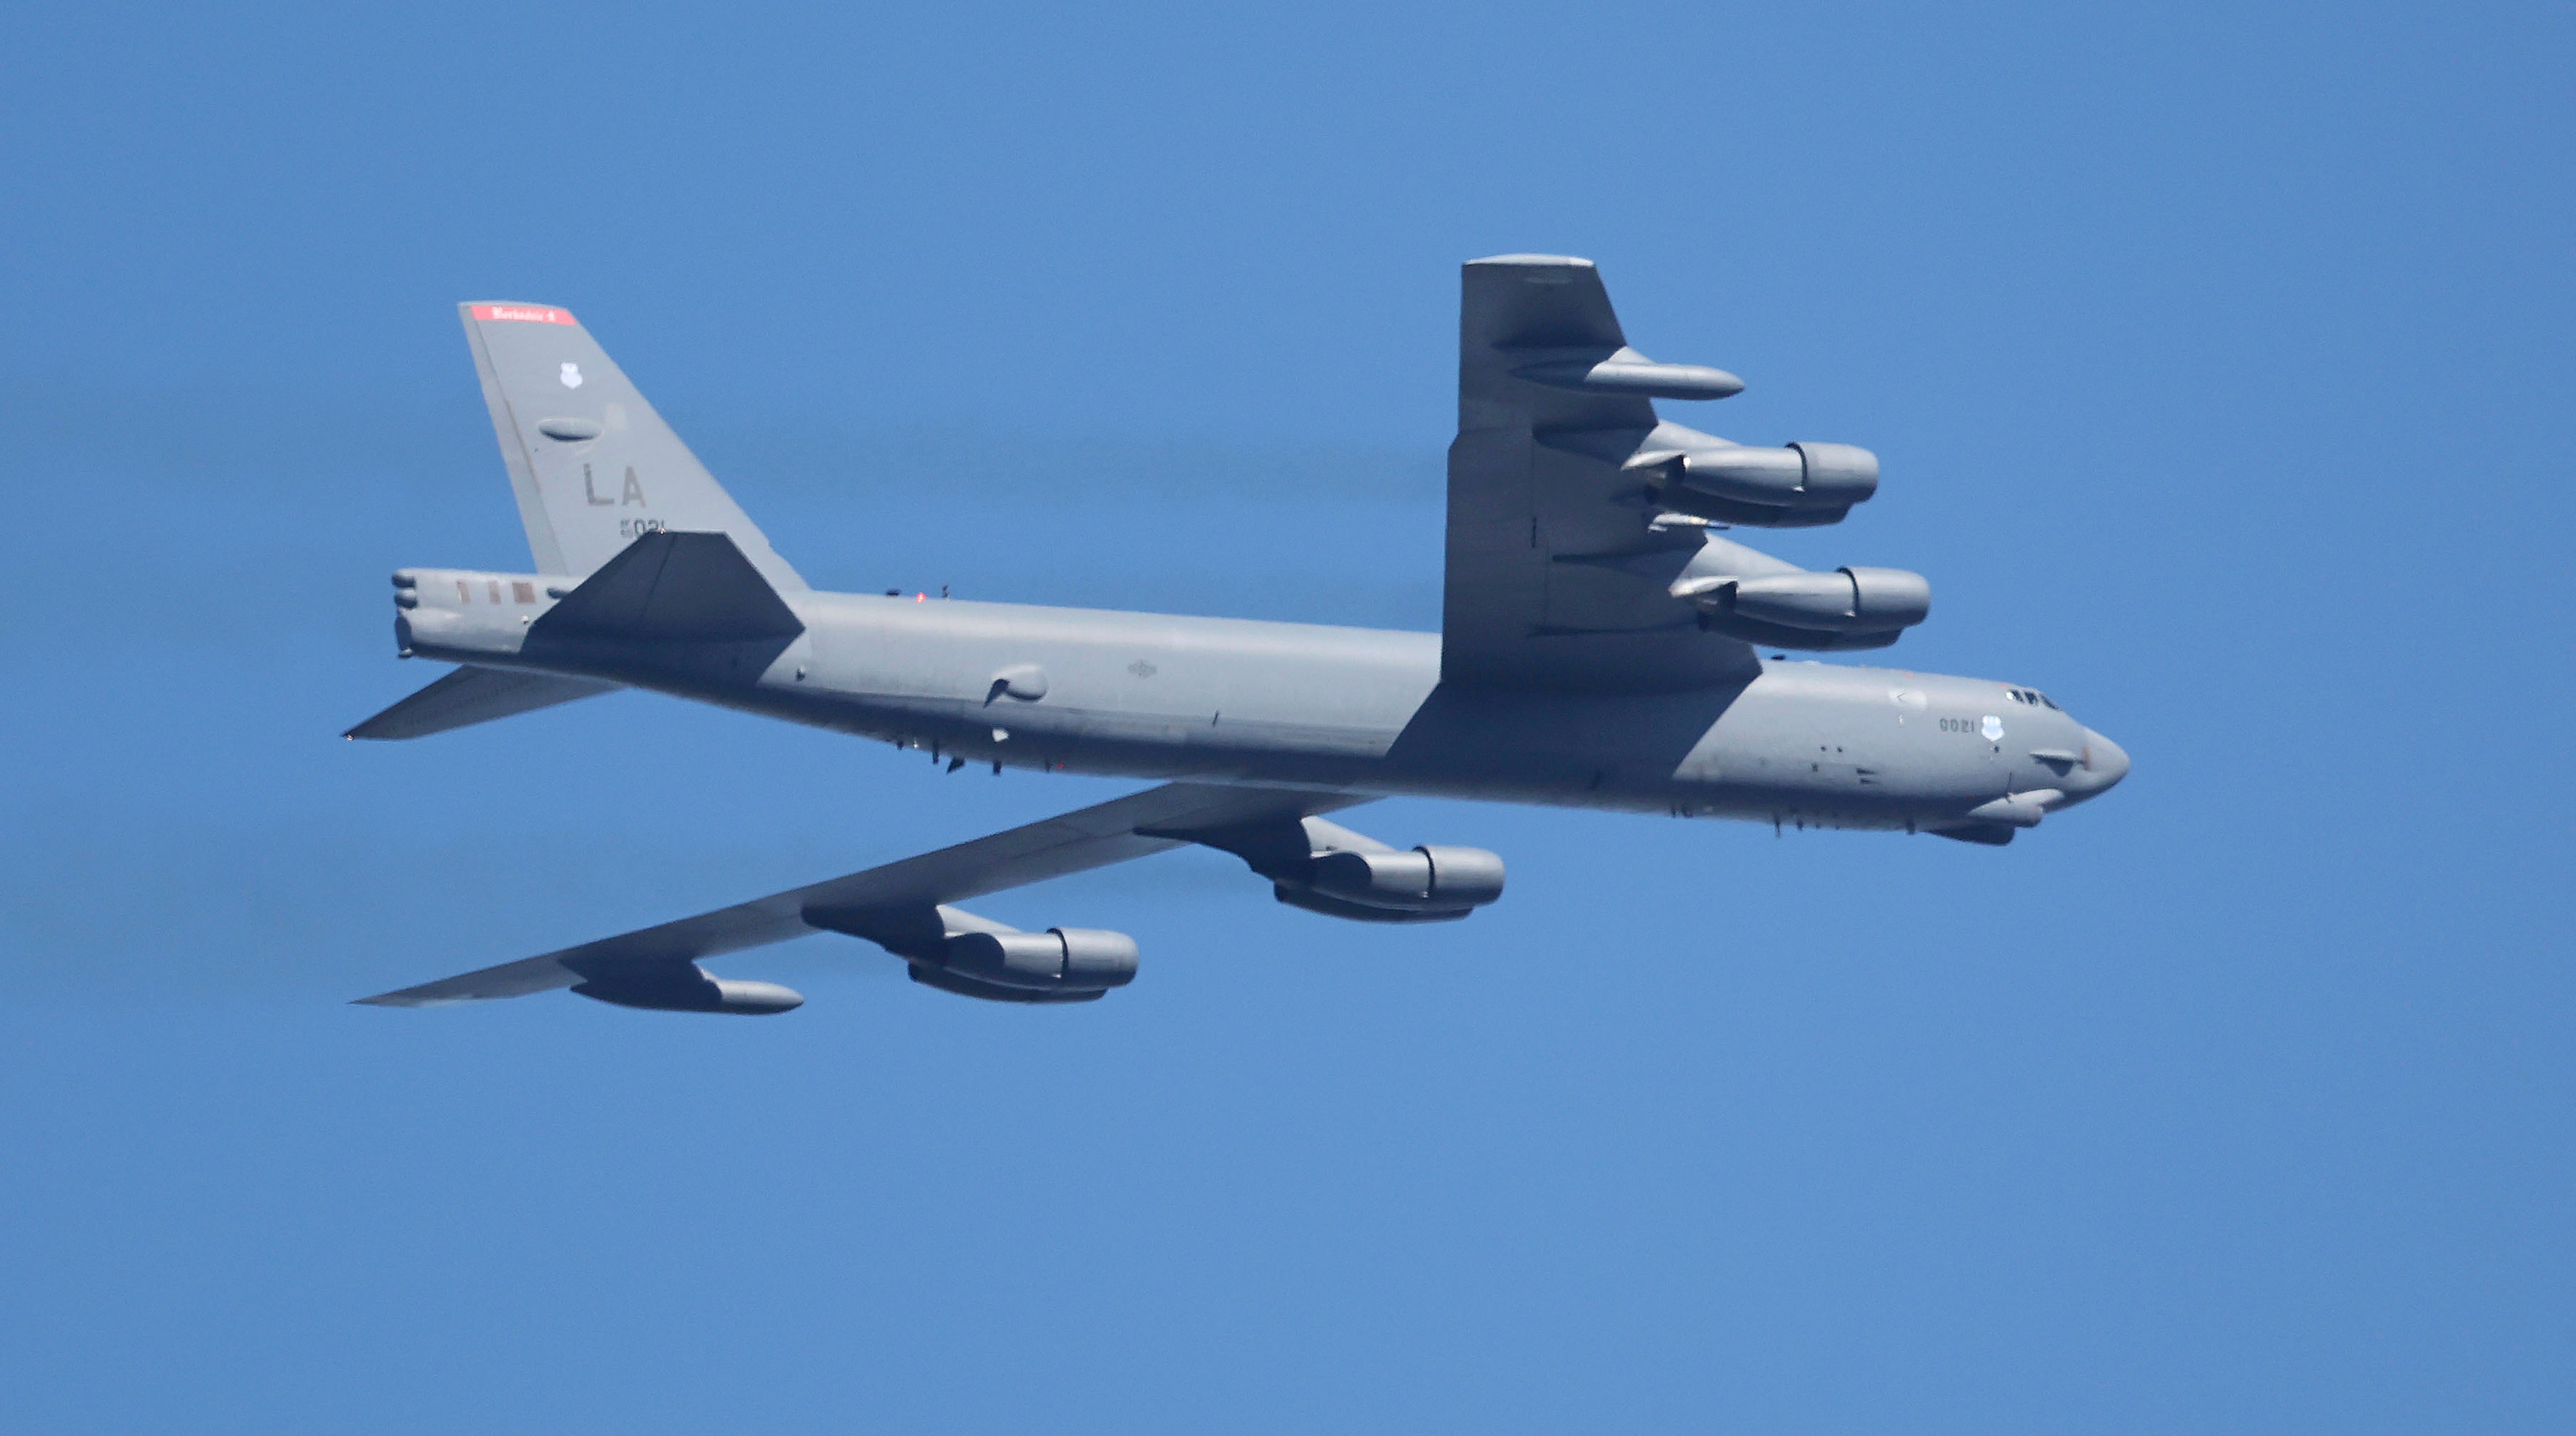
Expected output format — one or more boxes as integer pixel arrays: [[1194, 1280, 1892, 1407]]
[[531, 530, 804, 643], [344, 665, 620, 741]]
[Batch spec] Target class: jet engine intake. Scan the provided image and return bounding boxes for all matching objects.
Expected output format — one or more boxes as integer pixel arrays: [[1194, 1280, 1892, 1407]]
[[1679, 566, 1931, 651], [942, 927, 1139, 993]]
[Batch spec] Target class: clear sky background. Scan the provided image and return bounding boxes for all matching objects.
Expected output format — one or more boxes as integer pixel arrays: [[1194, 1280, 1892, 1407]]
[[1, 3, 2569, 1431]]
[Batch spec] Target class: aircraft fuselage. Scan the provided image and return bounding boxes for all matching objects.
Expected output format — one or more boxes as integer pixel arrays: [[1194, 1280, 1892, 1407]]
[[395, 570, 2128, 832]]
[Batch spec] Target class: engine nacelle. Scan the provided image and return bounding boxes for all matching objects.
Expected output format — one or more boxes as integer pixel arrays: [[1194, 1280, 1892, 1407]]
[[1641, 440, 1877, 527], [1727, 566, 1929, 631], [572, 966, 805, 1015], [1680, 442, 1878, 507], [943, 927, 1139, 992], [1307, 845, 1506, 914], [1684, 566, 1931, 651]]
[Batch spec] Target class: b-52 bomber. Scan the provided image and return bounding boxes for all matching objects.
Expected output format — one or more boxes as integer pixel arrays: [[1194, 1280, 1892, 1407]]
[[352, 257, 2128, 1014]]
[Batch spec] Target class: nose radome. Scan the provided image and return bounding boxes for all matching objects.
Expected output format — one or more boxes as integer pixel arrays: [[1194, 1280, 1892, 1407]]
[[2080, 729, 2130, 790]]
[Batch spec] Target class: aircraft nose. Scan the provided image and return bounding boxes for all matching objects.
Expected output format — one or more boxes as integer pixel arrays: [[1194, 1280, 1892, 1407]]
[[2080, 729, 2130, 791]]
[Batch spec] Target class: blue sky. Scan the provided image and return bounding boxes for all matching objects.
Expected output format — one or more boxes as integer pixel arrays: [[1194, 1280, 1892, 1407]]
[[2, 2, 2569, 1431]]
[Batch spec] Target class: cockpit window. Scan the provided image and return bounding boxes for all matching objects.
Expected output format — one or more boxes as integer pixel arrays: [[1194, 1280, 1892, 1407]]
[[2040, 693, 2060, 710]]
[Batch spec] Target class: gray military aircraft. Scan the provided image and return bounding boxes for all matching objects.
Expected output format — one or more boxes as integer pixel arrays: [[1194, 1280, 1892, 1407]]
[[351, 258, 2127, 1013]]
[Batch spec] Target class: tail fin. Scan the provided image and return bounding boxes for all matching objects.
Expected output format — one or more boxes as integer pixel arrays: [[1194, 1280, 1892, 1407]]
[[459, 303, 804, 590]]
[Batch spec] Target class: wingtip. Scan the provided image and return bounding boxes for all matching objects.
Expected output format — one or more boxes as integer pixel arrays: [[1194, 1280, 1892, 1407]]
[[351, 993, 448, 1007]]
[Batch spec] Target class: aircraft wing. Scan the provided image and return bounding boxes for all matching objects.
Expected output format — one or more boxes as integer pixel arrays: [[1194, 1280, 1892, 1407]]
[[1443, 254, 1760, 692], [354, 782, 1374, 1006]]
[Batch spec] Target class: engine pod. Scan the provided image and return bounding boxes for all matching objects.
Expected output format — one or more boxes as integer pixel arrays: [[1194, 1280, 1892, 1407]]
[[1666, 441, 1878, 512], [942, 927, 1139, 991], [1724, 566, 1928, 632], [1687, 566, 1931, 651], [1308, 845, 1506, 912], [1637, 441, 1877, 527]]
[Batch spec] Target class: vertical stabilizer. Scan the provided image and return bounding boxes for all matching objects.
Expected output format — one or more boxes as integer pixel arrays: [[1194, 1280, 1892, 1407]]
[[459, 303, 804, 589]]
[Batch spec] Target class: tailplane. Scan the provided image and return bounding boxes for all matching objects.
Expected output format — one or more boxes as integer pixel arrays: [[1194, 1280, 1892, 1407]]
[[459, 303, 803, 590], [345, 666, 618, 741]]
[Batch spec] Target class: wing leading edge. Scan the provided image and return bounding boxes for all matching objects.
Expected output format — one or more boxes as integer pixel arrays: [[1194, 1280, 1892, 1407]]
[[355, 782, 1374, 1007]]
